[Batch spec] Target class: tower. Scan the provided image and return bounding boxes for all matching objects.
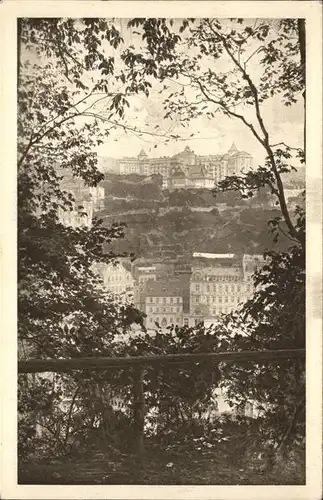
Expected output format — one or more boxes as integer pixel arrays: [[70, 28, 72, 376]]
[[137, 149, 148, 175], [228, 142, 238, 156], [138, 149, 148, 161]]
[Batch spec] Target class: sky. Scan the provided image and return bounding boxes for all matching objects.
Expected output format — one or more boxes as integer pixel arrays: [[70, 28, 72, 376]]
[[97, 93, 304, 165], [22, 17, 305, 167], [95, 18, 304, 165]]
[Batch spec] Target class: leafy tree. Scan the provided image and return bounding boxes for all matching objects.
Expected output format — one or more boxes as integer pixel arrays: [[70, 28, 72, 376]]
[[18, 17, 156, 359], [111, 324, 223, 441], [218, 232, 305, 464], [123, 18, 305, 248], [18, 18, 150, 458], [120, 17, 306, 464], [18, 17, 306, 478]]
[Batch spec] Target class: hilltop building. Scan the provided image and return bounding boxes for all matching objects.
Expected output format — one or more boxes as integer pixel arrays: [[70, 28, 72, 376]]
[[99, 144, 253, 189]]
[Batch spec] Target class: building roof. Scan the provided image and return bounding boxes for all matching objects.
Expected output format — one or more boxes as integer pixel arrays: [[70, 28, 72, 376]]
[[230, 151, 252, 158], [193, 252, 235, 259], [145, 278, 188, 297]]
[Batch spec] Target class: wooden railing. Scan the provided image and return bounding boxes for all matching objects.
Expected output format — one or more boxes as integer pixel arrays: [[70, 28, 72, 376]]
[[18, 348, 305, 454]]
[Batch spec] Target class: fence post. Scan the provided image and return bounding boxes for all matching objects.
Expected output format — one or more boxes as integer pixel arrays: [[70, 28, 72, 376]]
[[133, 366, 145, 455]]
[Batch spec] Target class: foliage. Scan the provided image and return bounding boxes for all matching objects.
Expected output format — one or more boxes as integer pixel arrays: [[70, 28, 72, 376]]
[[18, 17, 305, 478], [216, 207, 305, 457], [119, 17, 306, 462], [102, 175, 163, 201], [18, 17, 152, 459], [112, 324, 223, 436], [122, 18, 305, 247], [18, 412, 305, 485]]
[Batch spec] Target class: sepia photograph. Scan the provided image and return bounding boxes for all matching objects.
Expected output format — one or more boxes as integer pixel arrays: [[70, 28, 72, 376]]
[[1, 1, 322, 498]]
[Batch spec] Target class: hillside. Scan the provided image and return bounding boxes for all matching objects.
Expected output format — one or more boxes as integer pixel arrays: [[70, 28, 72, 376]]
[[97, 174, 293, 258]]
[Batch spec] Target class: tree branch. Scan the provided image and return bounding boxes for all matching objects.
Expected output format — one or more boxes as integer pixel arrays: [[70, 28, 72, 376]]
[[64, 385, 80, 448], [205, 19, 301, 246]]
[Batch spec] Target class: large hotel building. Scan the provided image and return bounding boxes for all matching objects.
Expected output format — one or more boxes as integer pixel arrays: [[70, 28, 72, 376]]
[[100, 143, 253, 189]]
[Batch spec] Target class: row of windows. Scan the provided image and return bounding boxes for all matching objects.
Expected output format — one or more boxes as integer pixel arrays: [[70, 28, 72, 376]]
[[105, 275, 132, 282], [191, 295, 243, 304], [148, 307, 181, 314], [191, 275, 242, 283], [194, 307, 235, 317], [148, 296, 181, 304], [191, 283, 246, 293], [106, 286, 129, 294]]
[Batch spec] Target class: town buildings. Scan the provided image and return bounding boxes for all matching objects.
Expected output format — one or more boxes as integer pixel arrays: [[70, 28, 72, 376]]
[[58, 168, 105, 228], [127, 252, 266, 330], [189, 253, 264, 326], [99, 143, 253, 190], [144, 279, 186, 329], [94, 261, 134, 304], [93, 252, 265, 329]]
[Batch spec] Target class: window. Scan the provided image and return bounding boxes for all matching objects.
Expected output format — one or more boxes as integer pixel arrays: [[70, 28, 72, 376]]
[[184, 317, 189, 326], [196, 285, 200, 292], [170, 297, 173, 304], [161, 317, 167, 326], [219, 297, 222, 303], [156, 298, 159, 304], [163, 297, 166, 304], [150, 297, 153, 303], [177, 297, 180, 304]]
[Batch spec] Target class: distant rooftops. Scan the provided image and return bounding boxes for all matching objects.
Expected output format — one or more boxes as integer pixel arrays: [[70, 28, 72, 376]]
[[230, 151, 252, 158]]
